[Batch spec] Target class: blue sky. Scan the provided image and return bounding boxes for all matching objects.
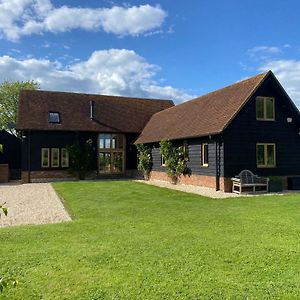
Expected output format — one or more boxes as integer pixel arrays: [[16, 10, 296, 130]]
[[0, 0, 300, 104]]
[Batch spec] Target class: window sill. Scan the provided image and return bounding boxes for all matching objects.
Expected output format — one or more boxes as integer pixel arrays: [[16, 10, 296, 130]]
[[257, 165, 276, 168], [256, 118, 275, 121]]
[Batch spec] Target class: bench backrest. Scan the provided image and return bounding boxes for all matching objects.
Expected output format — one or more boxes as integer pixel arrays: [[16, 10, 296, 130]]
[[237, 170, 255, 184]]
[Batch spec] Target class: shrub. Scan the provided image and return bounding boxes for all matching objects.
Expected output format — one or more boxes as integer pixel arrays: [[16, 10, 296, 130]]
[[159, 140, 190, 184], [67, 139, 94, 180], [136, 144, 152, 180]]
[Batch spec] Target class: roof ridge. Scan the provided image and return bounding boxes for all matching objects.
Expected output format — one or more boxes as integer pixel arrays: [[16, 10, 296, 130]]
[[189, 71, 270, 102], [20, 89, 173, 103], [151, 71, 270, 118], [135, 71, 272, 144]]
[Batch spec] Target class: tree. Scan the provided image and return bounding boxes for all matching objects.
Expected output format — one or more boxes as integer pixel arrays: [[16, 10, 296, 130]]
[[0, 80, 39, 135]]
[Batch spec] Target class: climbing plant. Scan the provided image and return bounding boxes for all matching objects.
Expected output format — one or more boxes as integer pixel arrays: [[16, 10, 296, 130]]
[[136, 144, 152, 180], [159, 140, 190, 184]]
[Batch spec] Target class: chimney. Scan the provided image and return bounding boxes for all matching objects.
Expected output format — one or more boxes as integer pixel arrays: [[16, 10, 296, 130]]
[[90, 100, 95, 120]]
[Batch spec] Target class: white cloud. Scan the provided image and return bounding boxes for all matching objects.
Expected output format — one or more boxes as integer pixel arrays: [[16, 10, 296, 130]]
[[0, 0, 167, 41], [0, 49, 191, 102], [258, 59, 300, 107], [248, 46, 281, 55]]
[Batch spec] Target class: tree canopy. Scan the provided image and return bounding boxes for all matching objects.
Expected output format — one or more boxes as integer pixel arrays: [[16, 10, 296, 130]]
[[0, 80, 39, 135]]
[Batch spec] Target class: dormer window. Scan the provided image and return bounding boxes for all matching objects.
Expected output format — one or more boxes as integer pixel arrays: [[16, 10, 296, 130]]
[[256, 97, 275, 121], [48, 112, 60, 124]]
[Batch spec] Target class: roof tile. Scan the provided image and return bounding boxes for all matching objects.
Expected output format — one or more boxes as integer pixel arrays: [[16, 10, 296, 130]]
[[135, 71, 270, 143], [16, 90, 174, 133]]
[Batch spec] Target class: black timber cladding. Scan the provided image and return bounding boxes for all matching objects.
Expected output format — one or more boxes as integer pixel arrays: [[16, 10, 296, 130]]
[[151, 137, 224, 177], [223, 74, 300, 178], [21, 130, 139, 172]]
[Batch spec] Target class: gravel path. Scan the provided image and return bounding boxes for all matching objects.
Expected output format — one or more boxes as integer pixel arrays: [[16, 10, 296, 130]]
[[136, 179, 240, 198], [0, 183, 71, 228]]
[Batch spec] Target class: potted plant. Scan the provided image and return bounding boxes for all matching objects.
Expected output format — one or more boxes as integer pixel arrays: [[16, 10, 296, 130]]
[[159, 140, 190, 184], [136, 144, 152, 180], [268, 176, 283, 192]]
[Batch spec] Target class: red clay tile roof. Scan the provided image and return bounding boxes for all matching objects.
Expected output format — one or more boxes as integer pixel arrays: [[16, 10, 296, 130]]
[[135, 71, 270, 144], [16, 90, 174, 133]]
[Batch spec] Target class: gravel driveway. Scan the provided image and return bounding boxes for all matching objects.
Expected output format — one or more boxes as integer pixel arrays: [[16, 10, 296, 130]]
[[0, 183, 71, 228]]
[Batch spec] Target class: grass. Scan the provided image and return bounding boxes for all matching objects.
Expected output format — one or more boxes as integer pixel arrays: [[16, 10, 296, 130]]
[[1, 180, 300, 299]]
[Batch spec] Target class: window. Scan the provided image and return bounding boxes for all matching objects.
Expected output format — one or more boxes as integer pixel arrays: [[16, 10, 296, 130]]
[[98, 133, 125, 174], [99, 152, 111, 173], [99, 134, 124, 149], [201, 143, 209, 167], [256, 97, 275, 120], [61, 148, 69, 168], [161, 155, 166, 166], [51, 148, 60, 167], [48, 112, 60, 123], [41, 148, 50, 168], [183, 141, 189, 161], [256, 143, 276, 167]]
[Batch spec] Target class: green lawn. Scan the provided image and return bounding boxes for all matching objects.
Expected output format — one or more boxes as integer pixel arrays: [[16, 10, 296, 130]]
[[1, 181, 300, 299]]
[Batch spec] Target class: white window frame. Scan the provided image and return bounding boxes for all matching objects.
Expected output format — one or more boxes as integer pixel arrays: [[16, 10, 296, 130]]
[[161, 155, 166, 167], [201, 143, 209, 167], [256, 143, 276, 168], [256, 96, 275, 121], [41, 148, 50, 168], [51, 148, 60, 168], [61, 148, 69, 168]]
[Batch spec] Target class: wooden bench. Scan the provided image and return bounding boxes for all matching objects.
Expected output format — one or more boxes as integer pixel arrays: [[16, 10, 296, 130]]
[[231, 170, 269, 194]]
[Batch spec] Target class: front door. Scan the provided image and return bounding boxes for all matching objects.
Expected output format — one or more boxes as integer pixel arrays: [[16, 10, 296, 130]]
[[98, 133, 125, 174]]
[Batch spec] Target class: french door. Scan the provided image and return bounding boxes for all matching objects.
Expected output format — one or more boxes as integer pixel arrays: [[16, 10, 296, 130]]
[[98, 133, 125, 174]]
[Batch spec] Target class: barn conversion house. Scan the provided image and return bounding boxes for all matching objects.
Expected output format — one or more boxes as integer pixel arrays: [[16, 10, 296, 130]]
[[16, 71, 300, 191], [16, 91, 173, 183], [136, 71, 300, 191]]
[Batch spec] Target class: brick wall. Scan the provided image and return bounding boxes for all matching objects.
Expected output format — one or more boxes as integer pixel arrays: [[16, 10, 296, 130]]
[[150, 171, 232, 192], [22, 170, 76, 183], [0, 164, 9, 183]]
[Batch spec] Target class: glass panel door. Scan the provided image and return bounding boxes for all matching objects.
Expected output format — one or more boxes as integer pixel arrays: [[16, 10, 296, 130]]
[[99, 152, 111, 173], [98, 133, 125, 174], [112, 152, 123, 173]]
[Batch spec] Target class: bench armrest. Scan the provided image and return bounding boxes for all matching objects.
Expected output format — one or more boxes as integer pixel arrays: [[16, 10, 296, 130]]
[[231, 178, 240, 182]]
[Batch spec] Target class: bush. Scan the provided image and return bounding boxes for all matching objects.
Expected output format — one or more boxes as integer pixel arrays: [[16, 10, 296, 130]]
[[67, 139, 94, 180], [159, 140, 190, 184], [136, 144, 152, 180]]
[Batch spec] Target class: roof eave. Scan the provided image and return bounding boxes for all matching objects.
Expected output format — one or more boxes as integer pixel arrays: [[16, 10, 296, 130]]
[[134, 131, 222, 144]]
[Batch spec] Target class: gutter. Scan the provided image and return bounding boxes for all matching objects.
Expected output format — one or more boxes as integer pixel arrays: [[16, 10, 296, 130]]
[[215, 136, 222, 191], [27, 130, 31, 183]]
